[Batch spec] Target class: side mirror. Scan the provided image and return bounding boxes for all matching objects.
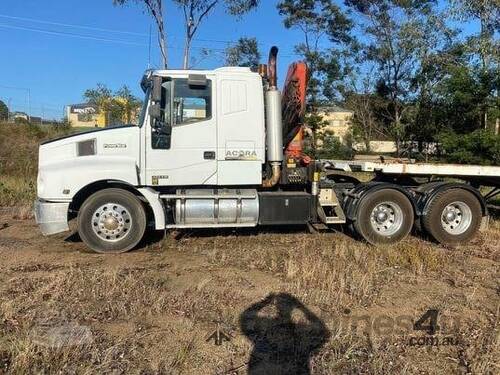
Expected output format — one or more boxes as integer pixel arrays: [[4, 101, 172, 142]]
[[151, 76, 163, 102], [149, 103, 161, 119]]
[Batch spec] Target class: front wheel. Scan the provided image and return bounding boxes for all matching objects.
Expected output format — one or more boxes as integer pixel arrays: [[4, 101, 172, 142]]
[[353, 189, 414, 245], [77, 188, 147, 253]]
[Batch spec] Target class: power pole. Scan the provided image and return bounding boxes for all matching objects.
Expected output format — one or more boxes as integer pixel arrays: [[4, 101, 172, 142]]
[[7, 98, 12, 122], [28, 88, 31, 122]]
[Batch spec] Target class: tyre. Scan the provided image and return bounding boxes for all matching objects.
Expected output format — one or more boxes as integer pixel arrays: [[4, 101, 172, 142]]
[[353, 189, 414, 245], [77, 188, 147, 253], [422, 189, 482, 246]]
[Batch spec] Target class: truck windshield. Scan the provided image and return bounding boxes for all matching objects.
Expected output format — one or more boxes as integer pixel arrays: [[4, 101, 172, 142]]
[[138, 88, 150, 127]]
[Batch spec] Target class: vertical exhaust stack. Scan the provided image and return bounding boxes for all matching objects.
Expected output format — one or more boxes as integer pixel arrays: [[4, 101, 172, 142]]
[[263, 46, 283, 188]]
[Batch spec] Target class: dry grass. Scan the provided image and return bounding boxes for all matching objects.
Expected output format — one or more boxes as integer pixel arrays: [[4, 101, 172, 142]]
[[0, 122, 72, 211], [0, 220, 498, 374]]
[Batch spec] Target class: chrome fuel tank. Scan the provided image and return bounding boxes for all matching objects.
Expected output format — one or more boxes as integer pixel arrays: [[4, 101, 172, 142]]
[[174, 189, 259, 227]]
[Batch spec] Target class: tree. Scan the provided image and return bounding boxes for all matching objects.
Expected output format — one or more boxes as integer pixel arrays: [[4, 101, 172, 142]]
[[345, 0, 451, 155], [277, 0, 352, 103], [113, 0, 168, 68], [449, 0, 499, 70], [449, 0, 499, 130], [225, 37, 261, 68], [173, 0, 260, 69], [277, 0, 353, 155], [115, 86, 143, 124], [345, 72, 388, 152], [84, 84, 117, 127], [438, 128, 500, 165], [0, 100, 8, 122]]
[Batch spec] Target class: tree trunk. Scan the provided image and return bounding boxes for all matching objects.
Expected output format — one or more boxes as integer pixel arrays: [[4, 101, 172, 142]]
[[364, 137, 371, 153], [183, 37, 191, 69], [159, 32, 168, 68]]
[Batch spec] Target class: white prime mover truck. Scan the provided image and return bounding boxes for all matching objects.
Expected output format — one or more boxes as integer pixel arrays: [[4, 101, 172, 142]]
[[35, 47, 500, 253]]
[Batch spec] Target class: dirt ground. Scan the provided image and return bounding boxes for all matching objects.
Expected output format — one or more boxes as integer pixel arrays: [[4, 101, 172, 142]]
[[0, 211, 498, 374]]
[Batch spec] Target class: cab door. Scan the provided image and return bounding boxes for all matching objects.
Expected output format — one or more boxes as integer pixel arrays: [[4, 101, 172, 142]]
[[145, 76, 217, 186]]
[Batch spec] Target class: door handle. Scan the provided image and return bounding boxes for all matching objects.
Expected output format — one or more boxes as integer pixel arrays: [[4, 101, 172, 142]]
[[204, 151, 216, 160]]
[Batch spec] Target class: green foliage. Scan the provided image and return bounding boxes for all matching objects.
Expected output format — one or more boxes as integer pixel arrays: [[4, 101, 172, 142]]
[[438, 129, 500, 165], [225, 37, 261, 68], [0, 100, 8, 121], [314, 135, 354, 160], [173, 0, 260, 68], [14, 117, 30, 125], [302, 112, 354, 159], [115, 85, 142, 124], [343, 0, 457, 155], [84, 84, 142, 126], [173, 0, 259, 16], [278, 0, 352, 44], [277, 0, 353, 104]]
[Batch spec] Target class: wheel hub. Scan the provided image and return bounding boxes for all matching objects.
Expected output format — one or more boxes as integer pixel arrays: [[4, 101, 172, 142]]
[[91, 203, 132, 242], [444, 209, 457, 223], [103, 216, 120, 231], [376, 211, 389, 223], [441, 201, 472, 235], [370, 202, 403, 236]]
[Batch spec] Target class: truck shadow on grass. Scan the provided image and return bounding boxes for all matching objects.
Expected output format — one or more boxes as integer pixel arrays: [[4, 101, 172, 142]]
[[240, 292, 330, 375], [63, 225, 345, 252], [169, 224, 316, 240]]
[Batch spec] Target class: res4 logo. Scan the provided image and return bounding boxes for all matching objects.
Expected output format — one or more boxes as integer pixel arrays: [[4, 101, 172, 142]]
[[413, 309, 440, 335], [408, 309, 460, 347]]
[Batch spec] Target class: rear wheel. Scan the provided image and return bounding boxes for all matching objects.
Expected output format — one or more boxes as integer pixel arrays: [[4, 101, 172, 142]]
[[77, 188, 146, 253], [353, 189, 414, 245], [422, 189, 482, 246]]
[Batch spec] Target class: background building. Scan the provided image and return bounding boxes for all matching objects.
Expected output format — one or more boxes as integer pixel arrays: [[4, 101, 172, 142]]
[[66, 99, 140, 128], [318, 106, 354, 144], [66, 104, 104, 128]]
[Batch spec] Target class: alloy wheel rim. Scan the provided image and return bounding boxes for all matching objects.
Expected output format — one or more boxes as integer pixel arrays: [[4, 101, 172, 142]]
[[441, 201, 472, 235], [370, 201, 404, 236], [91, 203, 132, 242]]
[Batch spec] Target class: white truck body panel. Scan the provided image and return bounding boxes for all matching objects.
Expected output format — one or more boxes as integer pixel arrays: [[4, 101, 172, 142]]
[[144, 72, 218, 187], [37, 126, 140, 201], [216, 73, 266, 185]]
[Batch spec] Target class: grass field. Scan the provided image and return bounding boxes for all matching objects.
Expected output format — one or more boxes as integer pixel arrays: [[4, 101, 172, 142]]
[[0, 122, 498, 374]]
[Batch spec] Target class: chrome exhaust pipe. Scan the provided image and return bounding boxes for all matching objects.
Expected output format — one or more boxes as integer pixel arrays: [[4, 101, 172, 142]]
[[263, 46, 283, 187], [267, 46, 278, 89]]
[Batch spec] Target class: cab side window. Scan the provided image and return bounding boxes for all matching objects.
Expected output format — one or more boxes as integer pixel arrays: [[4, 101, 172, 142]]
[[173, 79, 212, 125], [151, 78, 212, 150], [151, 80, 172, 150]]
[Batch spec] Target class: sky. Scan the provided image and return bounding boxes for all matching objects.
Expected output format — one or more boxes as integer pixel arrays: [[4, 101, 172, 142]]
[[0, 0, 480, 120], [0, 0, 307, 120]]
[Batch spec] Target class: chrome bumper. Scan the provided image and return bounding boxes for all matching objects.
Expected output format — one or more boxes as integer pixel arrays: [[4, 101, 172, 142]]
[[34, 199, 70, 235]]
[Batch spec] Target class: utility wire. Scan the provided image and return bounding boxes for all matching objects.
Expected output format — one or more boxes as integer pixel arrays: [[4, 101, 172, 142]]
[[0, 13, 303, 53], [0, 23, 238, 53], [0, 13, 148, 36], [0, 13, 236, 45], [0, 23, 147, 46]]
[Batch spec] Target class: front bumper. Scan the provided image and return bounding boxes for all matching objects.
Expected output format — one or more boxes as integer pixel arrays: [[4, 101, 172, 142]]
[[34, 199, 70, 235]]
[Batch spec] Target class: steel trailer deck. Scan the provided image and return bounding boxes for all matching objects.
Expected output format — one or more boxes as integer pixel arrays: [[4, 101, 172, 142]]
[[323, 160, 500, 187]]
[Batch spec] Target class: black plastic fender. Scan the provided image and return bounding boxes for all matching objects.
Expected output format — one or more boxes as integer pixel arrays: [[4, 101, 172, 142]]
[[416, 182, 487, 217], [342, 182, 419, 222]]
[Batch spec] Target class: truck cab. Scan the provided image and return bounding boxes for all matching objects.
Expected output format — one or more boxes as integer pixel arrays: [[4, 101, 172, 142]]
[[142, 68, 266, 187]]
